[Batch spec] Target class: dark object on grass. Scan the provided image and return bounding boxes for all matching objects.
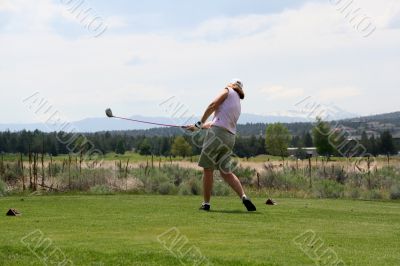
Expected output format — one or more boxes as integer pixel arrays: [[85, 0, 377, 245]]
[[6, 209, 21, 216], [266, 199, 277, 206]]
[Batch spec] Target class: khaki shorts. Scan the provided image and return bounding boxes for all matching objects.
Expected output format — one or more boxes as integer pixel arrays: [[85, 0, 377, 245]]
[[198, 126, 236, 173]]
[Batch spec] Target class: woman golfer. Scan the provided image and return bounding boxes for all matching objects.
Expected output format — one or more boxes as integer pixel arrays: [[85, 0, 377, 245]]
[[186, 79, 256, 212]]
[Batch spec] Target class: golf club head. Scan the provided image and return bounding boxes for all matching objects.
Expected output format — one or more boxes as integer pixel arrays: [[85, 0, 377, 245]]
[[105, 108, 114, 118], [266, 198, 277, 206]]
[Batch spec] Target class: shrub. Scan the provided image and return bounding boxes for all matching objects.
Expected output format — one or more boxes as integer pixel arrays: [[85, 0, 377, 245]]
[[212, 180, 231, 196], [187, 177, 202, 195], [178, 177, 202, 196], [258, 169, 284, 189], [345, 187, 361, 199], [49, 163, 62, 176], [158, 182, 176, 195], [314, 180, 344, 199], [390, 185, 400, 200], [2, 162, 21, 184], [234, 166, 256, 186], [178, 184, 192, 195], [60, 169, 109, 191], [363, 189, 383, 200], [90, 185, 113, 195], [259, 169, 308, 191], [134, 165, 203, 194], [0, 180, 6, 196]]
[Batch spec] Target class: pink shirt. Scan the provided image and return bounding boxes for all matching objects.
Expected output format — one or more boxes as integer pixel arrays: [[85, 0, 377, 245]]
[[212, 87, 241, 134]]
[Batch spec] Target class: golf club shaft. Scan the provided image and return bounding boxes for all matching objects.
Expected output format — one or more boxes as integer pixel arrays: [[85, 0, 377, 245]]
[[112, 116, 185, 128]]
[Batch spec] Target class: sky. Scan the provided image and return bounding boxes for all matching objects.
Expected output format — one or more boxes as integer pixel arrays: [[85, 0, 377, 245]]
[[0, 0, 399, 124]]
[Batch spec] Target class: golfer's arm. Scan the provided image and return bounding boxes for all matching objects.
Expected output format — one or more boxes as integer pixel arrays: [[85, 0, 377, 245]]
[[200, 88, 228, 124]]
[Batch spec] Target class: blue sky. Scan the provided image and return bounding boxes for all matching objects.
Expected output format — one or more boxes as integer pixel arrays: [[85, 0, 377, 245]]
[[93, 0, 307, 28], [46, 0, 309, 37], [0, 0, 399, 124]]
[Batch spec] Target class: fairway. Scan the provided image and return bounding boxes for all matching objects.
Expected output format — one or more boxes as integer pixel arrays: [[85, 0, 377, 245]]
[[0, 196, 399, 265]]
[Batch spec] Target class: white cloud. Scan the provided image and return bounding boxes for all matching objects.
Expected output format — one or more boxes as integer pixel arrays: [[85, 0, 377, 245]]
[[191, 14, 277, 39], [0, 0, 400, 123], [0, 0, 16, 11], [0, 0, 58, 32]]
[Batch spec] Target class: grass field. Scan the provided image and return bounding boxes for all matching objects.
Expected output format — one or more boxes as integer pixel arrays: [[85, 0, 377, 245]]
[[1, 195, 399, 265]]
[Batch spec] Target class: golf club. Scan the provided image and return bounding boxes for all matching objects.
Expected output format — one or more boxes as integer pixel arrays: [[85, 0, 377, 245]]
[[105, 108, 188, 129]]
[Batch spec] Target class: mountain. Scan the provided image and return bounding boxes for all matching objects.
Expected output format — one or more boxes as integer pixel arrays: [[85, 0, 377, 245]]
[[345, 111, 400, 125], [0, 113, 310, 132], [238, 113, 308, 124], [0, 111, 398, 134]]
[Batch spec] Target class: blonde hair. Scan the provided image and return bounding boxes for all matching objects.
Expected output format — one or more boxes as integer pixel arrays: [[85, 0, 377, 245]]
[[229, 83, 245, 100]]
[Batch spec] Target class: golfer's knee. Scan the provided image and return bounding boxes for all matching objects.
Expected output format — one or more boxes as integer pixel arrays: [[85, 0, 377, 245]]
[[219, 171, 233, 180]]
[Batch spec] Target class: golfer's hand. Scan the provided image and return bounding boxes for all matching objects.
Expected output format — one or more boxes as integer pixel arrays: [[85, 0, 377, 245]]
[[202, 121, 213, 129], [184, 125, 197, 132]]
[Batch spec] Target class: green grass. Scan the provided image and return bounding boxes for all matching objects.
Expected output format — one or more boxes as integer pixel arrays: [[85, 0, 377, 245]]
[[0, 195, 399, 265]]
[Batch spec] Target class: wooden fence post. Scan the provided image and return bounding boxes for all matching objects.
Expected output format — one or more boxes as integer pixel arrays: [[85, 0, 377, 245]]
[[21, 153, 25, 191], [68, 155, 72, 190], [41, 153, 45, 187], [308, 157, 312, 188]]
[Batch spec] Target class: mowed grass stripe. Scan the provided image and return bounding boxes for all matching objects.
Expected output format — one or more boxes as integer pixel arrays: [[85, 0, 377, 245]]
[[0, 195, 399, 265]]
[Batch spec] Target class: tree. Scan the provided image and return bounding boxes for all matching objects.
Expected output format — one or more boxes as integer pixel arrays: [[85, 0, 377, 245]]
[[138, 139, 152, 155], [171, 136, 192, 158], [159, 137, 171, 156], [265, 123, 291, 159], [312, 117, 335, 158], [369, 135, 379, 156], [380, 131, 396, 155], [256, 136, 266, 155], [291, 135, 301, 147], [303, 131, 314, 147], [115, 140, 126, 155], [360, 131, 369, 150]]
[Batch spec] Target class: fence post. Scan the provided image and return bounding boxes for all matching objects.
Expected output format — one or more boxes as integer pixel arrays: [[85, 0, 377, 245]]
[[68, 155, 71, 190], [28, 146, 32, 189], [308, 157, 312, 188], [0, 153, 4, 182], [41, 153, 45, 187], [20, 153, 25, 191]]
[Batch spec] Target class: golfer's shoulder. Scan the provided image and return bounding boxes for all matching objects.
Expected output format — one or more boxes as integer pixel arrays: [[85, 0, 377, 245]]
[[225, 87, 239, 99], [217, 87, 229, 98], [224, 87, 235, 95]]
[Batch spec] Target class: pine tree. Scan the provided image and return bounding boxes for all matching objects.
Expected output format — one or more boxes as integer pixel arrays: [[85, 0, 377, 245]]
[[138, 139, 152, 155], [380, 131, 396, 155], [303, 131, 314, 147], [115, 140, 126, 155], [171, 136, 192, 158], [369, 135, 379, 156], [312, 117, 335, 158]]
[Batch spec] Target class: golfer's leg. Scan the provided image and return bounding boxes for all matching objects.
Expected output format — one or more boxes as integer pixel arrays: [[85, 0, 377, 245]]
[[219, 171, 245, 198], [203, 169, 214, 203]]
